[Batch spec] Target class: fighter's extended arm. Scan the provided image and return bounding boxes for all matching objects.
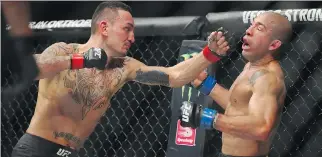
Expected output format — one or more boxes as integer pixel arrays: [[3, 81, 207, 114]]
[[33, 42, 75, 80], [214, 70, 283, 141], [127, 31, 229, 87], [127, 52, 214, 87]]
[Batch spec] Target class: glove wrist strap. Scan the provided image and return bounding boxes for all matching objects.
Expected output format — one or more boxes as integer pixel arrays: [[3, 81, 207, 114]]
[[197, 76, 217, 95], [202, 45, 221, 63], [200, 108, 217, 129], [71, 54, 84, 69]]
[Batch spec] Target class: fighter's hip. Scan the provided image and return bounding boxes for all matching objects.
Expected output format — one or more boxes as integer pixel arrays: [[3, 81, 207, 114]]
[[11, 133, 78, 157], [221, 138, 270, 157], [26, 127, 83, 150]]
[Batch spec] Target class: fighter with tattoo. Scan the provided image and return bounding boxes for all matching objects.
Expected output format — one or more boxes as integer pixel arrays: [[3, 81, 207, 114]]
[[11, 2, 230, 157], [179, 12, 292, 157]]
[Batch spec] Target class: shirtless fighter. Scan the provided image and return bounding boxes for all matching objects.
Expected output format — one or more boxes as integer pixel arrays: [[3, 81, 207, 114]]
[[11, 1, 230, 157], [179, 12, 292, 157]]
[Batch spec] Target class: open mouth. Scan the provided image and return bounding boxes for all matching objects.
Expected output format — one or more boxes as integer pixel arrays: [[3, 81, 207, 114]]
[[242, 38, 250, 50]]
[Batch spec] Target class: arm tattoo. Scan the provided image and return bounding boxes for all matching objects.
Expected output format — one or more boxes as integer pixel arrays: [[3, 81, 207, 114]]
[[134, 69, 170, 86], [249, 69, 269, 86], [33, 43, 77, 78], [34, 43, 74, 68], [53, 131, 81, 146], [70, 43, 79, 53]]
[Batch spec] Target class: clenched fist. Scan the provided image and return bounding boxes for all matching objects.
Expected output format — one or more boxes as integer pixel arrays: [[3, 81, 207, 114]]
[[202, 27, 230, 63], [71, 48, 108, 70], [207, 27, 230, 57]]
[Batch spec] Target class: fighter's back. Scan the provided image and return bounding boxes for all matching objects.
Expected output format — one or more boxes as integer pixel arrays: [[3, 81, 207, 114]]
[[222, 61, 286, 156], [26, 43, 129, 149]]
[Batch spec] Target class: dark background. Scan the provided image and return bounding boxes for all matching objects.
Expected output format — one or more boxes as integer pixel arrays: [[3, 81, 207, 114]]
[[2, 1, 322, 157], [29, 1, 319, 20]]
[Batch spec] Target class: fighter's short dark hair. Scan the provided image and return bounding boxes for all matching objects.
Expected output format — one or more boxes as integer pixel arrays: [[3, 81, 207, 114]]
[[91, 1, 132, 34]]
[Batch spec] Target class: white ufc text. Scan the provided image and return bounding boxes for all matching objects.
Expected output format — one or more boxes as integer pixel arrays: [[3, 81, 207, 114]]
[[182, 101, 191, 122], [56, 148, 71, 157]]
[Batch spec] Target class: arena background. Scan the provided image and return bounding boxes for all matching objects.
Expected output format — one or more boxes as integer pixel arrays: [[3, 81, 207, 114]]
[[1, 1, 321, 157]]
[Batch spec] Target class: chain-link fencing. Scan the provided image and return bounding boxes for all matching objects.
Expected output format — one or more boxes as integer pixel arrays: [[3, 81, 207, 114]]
[[2, 6, 322, 157]]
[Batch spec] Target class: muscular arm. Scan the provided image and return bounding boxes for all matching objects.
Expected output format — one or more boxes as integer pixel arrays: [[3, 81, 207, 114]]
[[209, 84, 230, 109], [213, 70, 283, 141], [127, 52, 213, 87], [34, 42, 75, 80]]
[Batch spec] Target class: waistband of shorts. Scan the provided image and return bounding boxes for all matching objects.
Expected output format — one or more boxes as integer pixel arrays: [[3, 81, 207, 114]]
[[22, 132, 77, 154], [219, 152, 268, 157]]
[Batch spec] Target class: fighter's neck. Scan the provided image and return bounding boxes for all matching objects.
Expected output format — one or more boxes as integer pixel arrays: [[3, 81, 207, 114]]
[[83, 36, 125, 57], [248, 55, 275, 69]]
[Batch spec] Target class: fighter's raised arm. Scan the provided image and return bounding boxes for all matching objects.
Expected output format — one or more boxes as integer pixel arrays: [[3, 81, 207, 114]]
[[34, 42, 109, 80], [126, 31, 230, 87], [33, 42, 74, 79]]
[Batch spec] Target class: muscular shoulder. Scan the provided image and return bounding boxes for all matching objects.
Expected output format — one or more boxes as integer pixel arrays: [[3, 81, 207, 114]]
[[250, 69, 284, 95], [43, 42, 78, 56], [67, 43, 81, 53]]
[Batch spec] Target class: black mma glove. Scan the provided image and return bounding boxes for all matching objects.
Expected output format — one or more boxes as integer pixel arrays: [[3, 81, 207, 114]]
[[71, 48, 108, 70], [179, 101, 218, 129], [179, 101, 201, 128]]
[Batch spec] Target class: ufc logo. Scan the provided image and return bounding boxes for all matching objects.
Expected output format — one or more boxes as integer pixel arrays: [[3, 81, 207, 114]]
[[94, 51, 101, 58], [182, 102, 191, 122], [56, 148, 71, 157], [93, 48, 101, 58]]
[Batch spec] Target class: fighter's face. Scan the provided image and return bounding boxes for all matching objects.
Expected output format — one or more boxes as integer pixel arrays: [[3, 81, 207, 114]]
[[242, 13, 280, 61], [101, 10, 135, 56]]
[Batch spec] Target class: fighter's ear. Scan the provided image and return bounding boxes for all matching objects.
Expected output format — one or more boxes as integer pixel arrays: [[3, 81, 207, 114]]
[[268, 39, 282, 51], [99, 20, 109, 37]]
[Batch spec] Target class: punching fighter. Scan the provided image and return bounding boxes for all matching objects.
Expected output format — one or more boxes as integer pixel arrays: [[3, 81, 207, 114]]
[[11, 1, 230, 157], [179, 12, 292, 157]]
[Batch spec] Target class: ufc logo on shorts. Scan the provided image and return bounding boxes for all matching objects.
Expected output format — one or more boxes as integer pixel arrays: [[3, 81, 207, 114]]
[[56, 148, 71, 157], [182, 101, 191, 122]]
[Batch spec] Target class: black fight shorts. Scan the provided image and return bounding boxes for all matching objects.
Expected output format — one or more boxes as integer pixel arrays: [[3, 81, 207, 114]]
[[218, 152, 268, 157], [11, 133, 77, 157]]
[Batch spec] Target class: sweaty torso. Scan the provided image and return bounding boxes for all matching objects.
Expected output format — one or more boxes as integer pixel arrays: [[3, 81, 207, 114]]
[[221, 61, 285, 156], [27, 44, 131, 149]]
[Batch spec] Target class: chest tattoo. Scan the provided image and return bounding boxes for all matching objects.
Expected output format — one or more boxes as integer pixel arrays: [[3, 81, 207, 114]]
[[63, 57, 128, 120]]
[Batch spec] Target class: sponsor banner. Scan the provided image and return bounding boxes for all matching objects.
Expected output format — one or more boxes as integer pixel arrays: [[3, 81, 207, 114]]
[[6, 19, 92, 30], [175, 119, 196, 146], [243, 8, 322, 23]]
